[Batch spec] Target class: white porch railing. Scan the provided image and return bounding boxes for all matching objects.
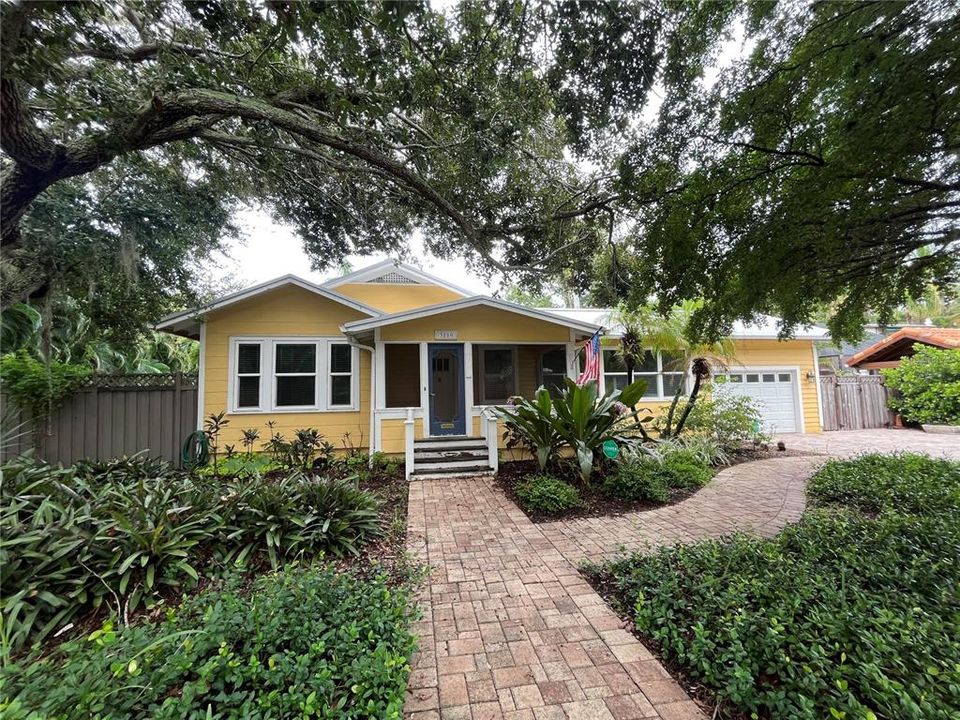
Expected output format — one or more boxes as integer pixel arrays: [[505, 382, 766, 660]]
[[480, 407, 499, 474], [403, 407, 416, 480]]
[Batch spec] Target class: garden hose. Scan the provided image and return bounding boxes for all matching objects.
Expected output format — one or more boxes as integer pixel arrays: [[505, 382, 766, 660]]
[[181, 430, 209, 469]]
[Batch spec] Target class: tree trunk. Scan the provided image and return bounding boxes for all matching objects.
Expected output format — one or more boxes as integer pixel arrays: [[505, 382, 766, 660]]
[[663, 378, 687, 438], [626, 358, 634, 385], [672, 373, 704, 437]]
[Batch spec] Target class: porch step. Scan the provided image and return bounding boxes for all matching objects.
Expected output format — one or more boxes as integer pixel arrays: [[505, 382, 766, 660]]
[[414, 436, 486, 451], [411, 436, 493, 479]]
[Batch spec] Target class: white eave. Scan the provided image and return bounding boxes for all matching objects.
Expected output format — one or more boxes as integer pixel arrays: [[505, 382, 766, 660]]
[[541, 308, 830, 341], [156, 275, 382, 339], [321, 258, 473, 297], [341, 296, 603, 336]]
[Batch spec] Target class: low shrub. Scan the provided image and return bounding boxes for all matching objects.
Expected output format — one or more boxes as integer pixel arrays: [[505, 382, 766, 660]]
[[597, 454, 960, 720], [0, 456, 383, 651], [882, 344, 960, 425], [602, 460, 669, 502], [515, 475, 582, 515], [660, 450, 713, 489], [0, 565, 417, 719], [683, 389, 770, 449], [198, 453, 280, 478], [675, 434, 731, 466], [809, 452, 960, 516]]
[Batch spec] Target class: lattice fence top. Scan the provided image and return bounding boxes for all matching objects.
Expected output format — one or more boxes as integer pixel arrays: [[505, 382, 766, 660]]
[[84, 373, 199, 390], [820, 375, 886, 385], [366, 271, 421, 284]]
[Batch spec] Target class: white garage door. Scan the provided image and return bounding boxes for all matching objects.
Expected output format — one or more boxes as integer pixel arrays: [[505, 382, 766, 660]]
[[713, 370, 801, 434]]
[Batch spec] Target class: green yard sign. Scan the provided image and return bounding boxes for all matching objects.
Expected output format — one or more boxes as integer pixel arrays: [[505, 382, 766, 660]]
[[602, 439, 619, 459]]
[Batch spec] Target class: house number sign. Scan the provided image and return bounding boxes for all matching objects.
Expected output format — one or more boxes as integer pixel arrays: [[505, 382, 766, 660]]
[[434, 330, 458, 340]]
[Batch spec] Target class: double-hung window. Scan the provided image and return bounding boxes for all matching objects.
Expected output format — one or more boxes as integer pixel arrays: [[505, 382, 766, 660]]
[[229, 338, 356, 412], [601, 348, 687, 399]]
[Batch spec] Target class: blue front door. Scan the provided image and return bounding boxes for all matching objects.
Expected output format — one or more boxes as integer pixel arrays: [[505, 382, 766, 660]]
[[428, 343, 465, 435]]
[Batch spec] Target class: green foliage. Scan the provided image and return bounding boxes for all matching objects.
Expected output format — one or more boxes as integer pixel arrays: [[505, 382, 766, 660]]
[[514, 475, 582, 516], [809, 453, 960, 517], [498, 388, 565, 470], [1, 566, 417, 719], [500, 377, 651, 483], [197, 453, 279, 478], [660, 450, 713, 489], [0, 456, 382, 651], [600, 454, 960, 719], [682, 387, 769, 450], [673, 434, 730, 467], [602, 458, 672, 503], [882, 345, 960, 425], [0, 350, 90, 420], [600, 1, 960, 342]]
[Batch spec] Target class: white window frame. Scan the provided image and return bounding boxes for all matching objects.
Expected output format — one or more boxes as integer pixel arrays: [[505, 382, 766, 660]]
[[234, 340, 265, 411], [601, 348, 688, 399], [327, 342, 355, 408], [272, 341, 320, 411], [476, 344, 519, 404], [227, 337, 359, 413]]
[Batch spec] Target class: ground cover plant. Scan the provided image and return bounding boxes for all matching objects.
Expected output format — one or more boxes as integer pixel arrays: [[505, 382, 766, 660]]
[[0, 445, 403, 653], [0, 565, 417, 720], [589, 453, 960, 719], [514, 474, 582, 516]]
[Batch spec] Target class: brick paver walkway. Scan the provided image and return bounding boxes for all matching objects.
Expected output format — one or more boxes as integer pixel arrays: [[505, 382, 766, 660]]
[[405, 478, 709, 720], [539, 456, 820, 565], [403, 429, 960, 719]]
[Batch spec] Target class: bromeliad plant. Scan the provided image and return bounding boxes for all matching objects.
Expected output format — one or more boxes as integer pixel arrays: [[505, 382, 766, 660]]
[[497, 377, 651, 482]]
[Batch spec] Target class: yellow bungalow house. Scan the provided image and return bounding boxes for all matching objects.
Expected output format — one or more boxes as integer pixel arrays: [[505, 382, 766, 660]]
[[158, 259, 827, 478]]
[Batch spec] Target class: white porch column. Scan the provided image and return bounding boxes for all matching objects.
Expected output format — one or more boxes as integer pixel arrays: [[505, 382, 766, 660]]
[[483, 411, 499, 473], [463, 341, 474, 434], [565, 342, 578, 380], [404, 407, 416, 480]]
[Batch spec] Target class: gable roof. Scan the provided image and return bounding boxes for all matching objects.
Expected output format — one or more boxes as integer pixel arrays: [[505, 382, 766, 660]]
[[156, 275, 381, 338], [341, 296, 602, 336], [541, 308, 830, 340], [321, 259, 472, 297], [847, 326, 960, 367]]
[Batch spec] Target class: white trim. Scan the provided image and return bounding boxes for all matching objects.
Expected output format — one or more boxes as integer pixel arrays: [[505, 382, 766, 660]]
[[713, 364, 805, 434], [419, 342, 429, 436], [599, 348, 688, 400], [156, 275, 381, 337], [196, 321, 207, 430], [464, 341, 475, 432], [226, 336, 360, 414], [812, 343, 825, 430], [321, 259, 473, 297], [327, 343, 358, 409], [341, 296, 602, 336]]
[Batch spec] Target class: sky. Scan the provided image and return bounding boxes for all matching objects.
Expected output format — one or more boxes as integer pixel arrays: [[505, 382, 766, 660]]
[[214, 207, 495, 295]]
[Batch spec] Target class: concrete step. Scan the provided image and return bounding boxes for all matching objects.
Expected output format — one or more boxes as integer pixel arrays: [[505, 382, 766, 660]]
[[414, 437, 486, 451], [413, 458, 492, 471], [413, 449, 489, 462], [411, 465, 495, 479]]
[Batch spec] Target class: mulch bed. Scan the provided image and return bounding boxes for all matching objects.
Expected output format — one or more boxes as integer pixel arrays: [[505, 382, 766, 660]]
[[497, 444, 813, 523]]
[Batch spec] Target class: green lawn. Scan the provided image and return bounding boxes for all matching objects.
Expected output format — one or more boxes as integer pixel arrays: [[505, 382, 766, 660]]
[[592, 453, 960, 720]]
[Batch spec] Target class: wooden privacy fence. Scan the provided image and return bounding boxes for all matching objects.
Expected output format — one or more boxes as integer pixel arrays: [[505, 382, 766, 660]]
[[819, 375, 895, 431], [1, 373, 198, 466]]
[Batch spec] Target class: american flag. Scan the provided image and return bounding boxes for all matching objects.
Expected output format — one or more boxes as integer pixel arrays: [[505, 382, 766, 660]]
[[576, 332, 601, 386]]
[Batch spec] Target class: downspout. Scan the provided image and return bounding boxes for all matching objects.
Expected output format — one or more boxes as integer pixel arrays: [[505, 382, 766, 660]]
[[347, 337, 376, 467]]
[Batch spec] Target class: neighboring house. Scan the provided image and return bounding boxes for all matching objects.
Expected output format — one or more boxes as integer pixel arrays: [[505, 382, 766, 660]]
[[158, 260, 828, 477], [817, 326, 904, 375], [846, 326, 960, 372]]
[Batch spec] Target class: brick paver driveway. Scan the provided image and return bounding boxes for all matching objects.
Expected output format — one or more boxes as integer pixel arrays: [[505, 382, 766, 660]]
[[403, 429, 958, 719]]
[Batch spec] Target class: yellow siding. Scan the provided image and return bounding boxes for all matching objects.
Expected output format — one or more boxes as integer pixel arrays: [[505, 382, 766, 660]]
[[202, 285, 373, 450], [600, 337, 822, 432], [334, 283, 463, 312], [380, 306, 572, 342]]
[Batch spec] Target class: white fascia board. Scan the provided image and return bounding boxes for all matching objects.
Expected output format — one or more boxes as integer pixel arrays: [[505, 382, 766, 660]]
[[341, 296, 602, 335], [156, 275, 382, 335]]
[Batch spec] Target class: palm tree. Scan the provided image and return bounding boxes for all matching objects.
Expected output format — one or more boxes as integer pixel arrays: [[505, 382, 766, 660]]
[[637, 301, 738, 438], [611, 304, 645, 384]]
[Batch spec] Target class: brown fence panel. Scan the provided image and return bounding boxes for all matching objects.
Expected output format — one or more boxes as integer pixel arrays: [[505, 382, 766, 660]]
[[820, 375, 895, 431], [1, 373, 198, 466]]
